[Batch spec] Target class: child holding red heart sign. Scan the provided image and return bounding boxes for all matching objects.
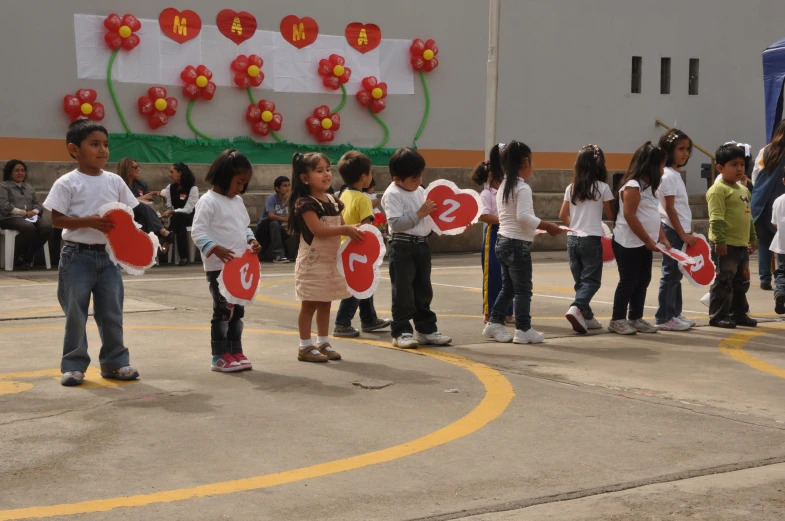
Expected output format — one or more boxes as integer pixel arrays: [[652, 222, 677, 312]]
[[191, 150, 261, 373]]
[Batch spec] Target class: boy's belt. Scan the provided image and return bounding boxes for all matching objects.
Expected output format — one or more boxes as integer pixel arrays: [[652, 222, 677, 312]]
[[63, 241, 106, 251], [390, 234, 428, 244]]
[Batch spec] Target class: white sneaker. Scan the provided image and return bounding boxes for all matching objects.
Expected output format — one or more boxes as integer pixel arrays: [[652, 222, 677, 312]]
[[392, 334, 419, 349], [565, 306, 587, 334], [482, 323, 513, 343], [700, 292, 710, 307], [415, 331, 452, 345], [585, 318, 603, 330], [676, 315, 697, 327], [513, 328, 545, 344], [608, 320, 637, 335], [629, 319, 659, 333], [657, 318, 691, 331]]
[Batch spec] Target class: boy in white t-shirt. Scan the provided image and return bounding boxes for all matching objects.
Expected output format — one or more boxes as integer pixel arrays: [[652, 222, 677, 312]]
[[771, 183, 785, 315], [43, 120, 141, 387]]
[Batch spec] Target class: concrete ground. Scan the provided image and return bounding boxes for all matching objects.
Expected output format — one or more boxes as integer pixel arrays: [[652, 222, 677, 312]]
[[1, 252, 785, 521]]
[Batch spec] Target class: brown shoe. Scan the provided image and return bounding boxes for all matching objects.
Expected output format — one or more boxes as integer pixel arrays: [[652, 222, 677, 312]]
[[317, 343, 342, 361], [298, 347, 329, 363]]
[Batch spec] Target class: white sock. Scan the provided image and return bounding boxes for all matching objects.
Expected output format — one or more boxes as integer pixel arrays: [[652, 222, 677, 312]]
[[316, 336, 330, 347], [299, 338, 314, 350]]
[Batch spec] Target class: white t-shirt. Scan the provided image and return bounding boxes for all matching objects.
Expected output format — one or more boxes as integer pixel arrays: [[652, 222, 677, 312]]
[[191, 190, 253, 272], [563, 182, 613, 237], [770, 194, 785, 254], [380, 183, 433, 237], [497, 177, 541, 241], [43, 169, 139, 245], [657, 167, 692, 233], [613, 179, 661, 248], [480, 187, 499, 217]]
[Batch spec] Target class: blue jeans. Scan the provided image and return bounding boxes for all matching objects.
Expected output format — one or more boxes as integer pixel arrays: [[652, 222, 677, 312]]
[[655, 225, 684, 324], [336, 296, 378, 327], [57, 246, 129, 373], [567, 236, 603, 320], [491, 237, 533, 331], [776, 253, 785, 300], [755, 220, 776, 284]]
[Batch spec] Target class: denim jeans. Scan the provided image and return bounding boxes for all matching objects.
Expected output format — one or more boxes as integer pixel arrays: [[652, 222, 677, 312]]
[[492, 237, 533, 331], [57, 246, 129, 373], [709, 245, 750, 320], [655, 225, 684, 324], [611, 241, 653, 321], [388, 241, 437, 338], [567, 236, 603, 320], [206, 271, 245, 355], [755, 220, 776, 284], [775, 253, 785, 300], [336, 295, 378, 327]]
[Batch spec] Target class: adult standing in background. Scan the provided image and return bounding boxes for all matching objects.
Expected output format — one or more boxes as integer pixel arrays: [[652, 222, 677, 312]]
[[161, 162, 198, 266], [0, 160, 52, 269]]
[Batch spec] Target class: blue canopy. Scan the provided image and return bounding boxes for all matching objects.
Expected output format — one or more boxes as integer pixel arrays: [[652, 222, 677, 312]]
[[763, 36, 785, 141]]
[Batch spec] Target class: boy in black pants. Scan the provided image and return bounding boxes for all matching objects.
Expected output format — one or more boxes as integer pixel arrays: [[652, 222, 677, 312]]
[[380, 148, 451, 349]]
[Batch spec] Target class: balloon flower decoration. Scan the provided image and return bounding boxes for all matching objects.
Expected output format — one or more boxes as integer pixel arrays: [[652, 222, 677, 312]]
[[137, 87, 177, 130], [63, 89, 105, 123], [356, 77, 389, 149], [103, 13, 141, 133], [246, 100, 283, 138], [410, 38, 439, 147], [231, 55, 282, 143], [306, 105, 341, 143], [181, 65, 216, 140]]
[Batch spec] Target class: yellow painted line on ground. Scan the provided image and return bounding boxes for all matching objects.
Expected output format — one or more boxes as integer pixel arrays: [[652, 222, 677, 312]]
[[0, 326, 514, 521], [719, 324, 785, 379], [0, 307, 61, 319]]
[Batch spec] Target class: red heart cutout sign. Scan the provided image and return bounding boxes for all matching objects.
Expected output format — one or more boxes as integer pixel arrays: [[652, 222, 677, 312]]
[[219, 250, 261, 306], [345, 23, 382, 54], [425, 180, 482, 235], [337, 226, 385, 299], [101, 204, 158, 275], [217, 9, 257, 45], [280, 15, 319, 49], [159, 8, 201, 44], [680, 234, 715, 287]]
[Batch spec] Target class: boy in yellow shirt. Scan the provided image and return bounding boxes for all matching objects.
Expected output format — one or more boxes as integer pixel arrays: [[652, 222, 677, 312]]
[[333, 151, 392, 337]]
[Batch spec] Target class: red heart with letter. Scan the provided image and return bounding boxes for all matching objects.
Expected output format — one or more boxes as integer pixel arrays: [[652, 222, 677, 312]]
[[216, 9, 257, 45], [425, 181, 482, 235], [337, 227, 385, 299], [681, 234, 715, 286], [219, 250, 261, 306], [280, 15, 319, 49], [103, 208, 157, 273], [345, 23, 382, 54], [159, 8, 201, 44]]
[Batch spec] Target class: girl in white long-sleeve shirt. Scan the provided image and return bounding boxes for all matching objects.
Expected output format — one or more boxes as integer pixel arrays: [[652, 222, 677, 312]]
[[161, 162, 199, 266], [482, 141, 562, 344]]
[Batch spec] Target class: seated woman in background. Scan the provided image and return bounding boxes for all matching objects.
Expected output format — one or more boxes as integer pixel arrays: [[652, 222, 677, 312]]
[[0, 160, 52, 269], [117, 158, 174, 254], [161, 162, 199, 266]]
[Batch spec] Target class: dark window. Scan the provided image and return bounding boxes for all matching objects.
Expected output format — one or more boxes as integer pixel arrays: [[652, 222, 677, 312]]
[[660, 57, 671, 94], [689, 59, 699, 95], [631, 56, 642, 94]]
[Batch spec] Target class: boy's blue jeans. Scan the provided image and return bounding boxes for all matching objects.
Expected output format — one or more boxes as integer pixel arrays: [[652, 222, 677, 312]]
[[774, 253, 785, 300], [491, 237, 533, 331], [655, 225, 685, 324], [336, 296, 378, 327], [567, 236, 603, 320], [57, 246, 129, 373]]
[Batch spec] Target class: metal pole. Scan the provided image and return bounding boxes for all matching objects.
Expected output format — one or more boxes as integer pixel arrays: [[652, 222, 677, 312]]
[[484, 0, 501, 156]]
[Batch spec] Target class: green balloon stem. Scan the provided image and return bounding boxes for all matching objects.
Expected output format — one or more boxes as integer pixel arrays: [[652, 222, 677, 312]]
[[271, 131, 283, 143], [333, 84, 348, 114], [186, 100, 213, 140], [246, 86, 257, 105], [107, 48, 131, 134], [369, 107, 390, 150], [413, 70, 431, 148]]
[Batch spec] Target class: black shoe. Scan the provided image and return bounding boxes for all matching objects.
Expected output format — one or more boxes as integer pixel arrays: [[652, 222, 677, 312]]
[[709, 318, 737, 329], [733, 315, 758, 328], [178, 259, 188, 266], [761, 282, 773, 291], [776, 295, 785, 315]]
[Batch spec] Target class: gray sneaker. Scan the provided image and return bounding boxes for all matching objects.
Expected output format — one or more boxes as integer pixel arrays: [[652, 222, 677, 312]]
[[361, 318, 392, 332], [629, 319, 659, 333], [608, 320, 637, 335], [101, 366, 139, 381], [273, 255, 290, 264], [333, 324, 360, 337], [584, 318, 603, 330], [60, 371, 85, 387]]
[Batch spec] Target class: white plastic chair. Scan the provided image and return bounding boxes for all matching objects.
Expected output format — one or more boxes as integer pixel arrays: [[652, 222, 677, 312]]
[[166, 226, 197, 264], [0, 229, 51, 271]]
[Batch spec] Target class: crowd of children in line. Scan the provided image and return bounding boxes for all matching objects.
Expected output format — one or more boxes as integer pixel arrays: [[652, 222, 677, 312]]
[[46, 119, 785, 385]]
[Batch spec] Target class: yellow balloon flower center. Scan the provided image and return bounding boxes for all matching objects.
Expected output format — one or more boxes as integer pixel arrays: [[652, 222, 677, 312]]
[[261, 111, 273, 123], [80, 103, 93, 115], [119, 25, 132, 39], [196, 75, 208, 88], [333, 65, 345, 77], [247, 65, 260, 78], [321, 118, 333, 130], [423, 49, 435, 61], [154, 98, 168, 112], [372, 87, 384, 99]]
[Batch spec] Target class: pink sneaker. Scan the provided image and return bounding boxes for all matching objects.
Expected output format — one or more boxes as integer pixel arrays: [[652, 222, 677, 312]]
[[233, 352, 253, 370], [211, 353, 244, 373]]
